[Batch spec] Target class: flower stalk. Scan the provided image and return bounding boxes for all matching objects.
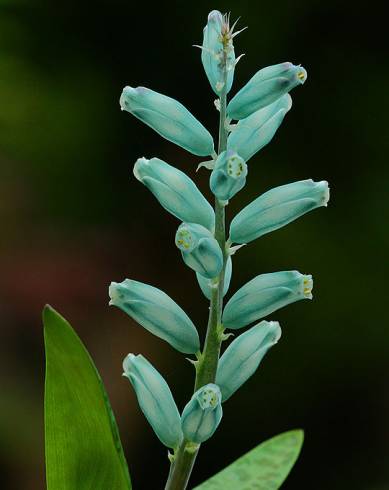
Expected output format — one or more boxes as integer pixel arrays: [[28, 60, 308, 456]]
[[164, 29, 230, 490]]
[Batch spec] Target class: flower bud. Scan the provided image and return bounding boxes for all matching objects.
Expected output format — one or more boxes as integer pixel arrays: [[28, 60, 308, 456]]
[[227, 62, 307, 120], [196, 256, 232, 300], [134, 157, 214, 231], [210, 151, 248, 201], [230, 180, 329, 244], [222, 271, 313, 329], [216, 321, 281, 401], [181, 383, 223, 444], [120, 86, 214, 156], [228, 94, 292, 162], [201, 11, 235, 95], [123, 354, 183, 449], [109, 279, 200, 354], [175, 223, 223, 279]]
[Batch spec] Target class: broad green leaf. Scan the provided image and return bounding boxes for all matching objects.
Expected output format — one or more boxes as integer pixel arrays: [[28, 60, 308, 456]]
[[194, 429, 304, 490], [44, 305, 131, 490]]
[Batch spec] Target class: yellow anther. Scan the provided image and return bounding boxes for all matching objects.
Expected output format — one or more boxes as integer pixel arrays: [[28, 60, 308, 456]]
[[297, 71, 305, 80]]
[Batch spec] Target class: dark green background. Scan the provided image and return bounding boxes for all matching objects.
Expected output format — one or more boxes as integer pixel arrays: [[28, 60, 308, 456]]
[[0, 1, 387, 489]]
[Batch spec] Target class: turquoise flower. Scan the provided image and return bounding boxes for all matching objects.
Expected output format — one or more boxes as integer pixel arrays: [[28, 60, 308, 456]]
[[120, 86, 214, 156], [123, 354, 183, 449], [134, 157, 214, 231], [175, 223, 223, 279], [109, 279, 200, 354], [196, 256, 232, 300], [227, 62, 307, 120], [228, 94, 292, 162], [201, 11, 236, 95], [210, 151, 248, 202], [216, 321, 281, 401], [230, 179, 330, 244], [181, 384, 223, 444], [222, 271, 313, 329]]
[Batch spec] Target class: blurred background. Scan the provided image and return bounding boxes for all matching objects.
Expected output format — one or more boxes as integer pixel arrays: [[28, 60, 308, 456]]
[[0, 0, 387, 488]]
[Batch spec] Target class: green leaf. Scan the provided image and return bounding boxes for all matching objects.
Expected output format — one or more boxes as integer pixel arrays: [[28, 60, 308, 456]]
[[194, 429, 304, 490], [44, 305, 131, 490]]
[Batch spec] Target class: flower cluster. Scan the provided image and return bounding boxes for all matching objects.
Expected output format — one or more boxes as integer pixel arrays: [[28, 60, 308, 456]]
[[110, 9, 329, 462]]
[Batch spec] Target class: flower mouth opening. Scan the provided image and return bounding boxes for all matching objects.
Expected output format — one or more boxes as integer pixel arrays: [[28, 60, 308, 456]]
[[227, 155, 246, 178], [176, 228, 195, 252], [197, 387, 220, 410], [302, 275, 313, 298], [296, 67, 307, 84], [321, 181, 330, 206]]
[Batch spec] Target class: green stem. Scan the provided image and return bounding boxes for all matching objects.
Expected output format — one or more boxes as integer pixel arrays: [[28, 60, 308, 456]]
[[194, 201, 226, 390], [194, 75, 228, 391], [164, 442, 199, 490], [164, 53, 229, 490]]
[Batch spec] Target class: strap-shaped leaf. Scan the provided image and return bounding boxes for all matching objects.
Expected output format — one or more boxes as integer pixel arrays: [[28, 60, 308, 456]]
[[44, 305, 131, 490], [194, 429, 303, 489]]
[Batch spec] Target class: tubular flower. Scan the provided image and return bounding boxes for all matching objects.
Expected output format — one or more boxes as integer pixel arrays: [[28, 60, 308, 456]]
[[109, 279, 200, 354], [134, 157, 215, 231], [123, 354, 183, 449], [181, 384, 223, 444], [175, 222, 223, 279], [227, 62, 307, 120], [210, 150, 248, 202], [222, 271, 313, 329], [120, 86, 214, 156], [230, 179, 330, 244], [216, 321, 281, 401], [228, 94, 292, 162], [201, 11, 238, 95]]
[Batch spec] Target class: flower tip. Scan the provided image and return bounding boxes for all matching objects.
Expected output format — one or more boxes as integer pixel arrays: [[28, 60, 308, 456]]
[[208, 10, 223, 22], [302, 274, 313, 299], [321, 180, 330, 206], [133, 157, 149, 181], [270, 321, 282, 342], [108, 281, 124, 304], [120, 86, 137, 110], [123, 352, 136, 362], [122, 353, 137, 373], [122, 85, 134, 94], [296, 66, 307, 84]]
